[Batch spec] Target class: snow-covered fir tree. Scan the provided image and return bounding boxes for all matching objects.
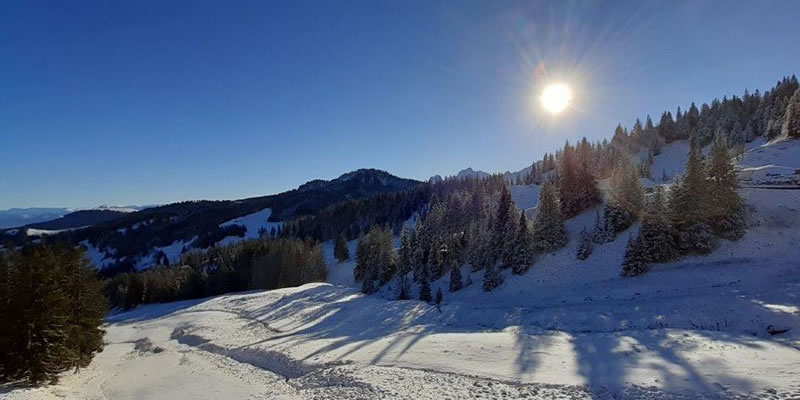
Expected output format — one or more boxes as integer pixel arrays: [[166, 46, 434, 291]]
[[639, 186, 677, 263], [621, 232, 648, 277], [482, 262, 503, 292], [782, 87, 800, 138], [419, 275, 432, 302], [591, 209, 613, 244], [576, 227, 593, 260], [449, 262, 463, 292], [707, 130, 747, 240], [532, 180, 567, 253], [669, 137, 717, 254], [510, 213, 534, 274], [605, 155, 644, 234], [334, 232, 350, 262]]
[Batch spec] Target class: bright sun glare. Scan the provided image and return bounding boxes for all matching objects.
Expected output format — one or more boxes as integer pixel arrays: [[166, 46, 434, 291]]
[[541, 83, 572, 114]]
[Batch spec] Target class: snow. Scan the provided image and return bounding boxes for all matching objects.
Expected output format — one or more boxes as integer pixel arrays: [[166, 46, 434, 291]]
[[6, 140, 800, 399], [79, 240, 116, 269], [217, 208, 283, 246], [737, 137, 800, 186], [4, 228, 18, 235], [25, 226, 88, 237], [650, 141, 690, 183], [133, 237, 197, 269]]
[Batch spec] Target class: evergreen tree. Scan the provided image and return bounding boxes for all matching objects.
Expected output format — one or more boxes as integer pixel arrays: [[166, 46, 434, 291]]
[[576, 227, 593, 260], [510, 213, 534, 274], [640, 186, 677, 263], [669, 137, 716, 254], [449, 262, 463, 292], [532, 180, 568, 253], [419, 276, 432, 302], [605, 155, 644, 234], [435, 288, 443, 305], [482, 262, 503, 292], [782, 87, 800, 138], [334, 233, 350, 262], [397, 274, 410, 300], [490, 185, 515, 264], [659, 111, 676, 142], [0, 244, 107, 384], [621, 233, 648, 277], [707, 131, 746, 240]]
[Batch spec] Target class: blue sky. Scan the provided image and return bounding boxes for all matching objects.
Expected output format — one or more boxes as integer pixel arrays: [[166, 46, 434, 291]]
[[2, 0, 799, 209]]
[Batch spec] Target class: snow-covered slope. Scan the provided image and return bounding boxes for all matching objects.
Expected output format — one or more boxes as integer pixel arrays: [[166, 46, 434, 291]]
[[217, 208, 283, 246], [8, 139, 800, 400]]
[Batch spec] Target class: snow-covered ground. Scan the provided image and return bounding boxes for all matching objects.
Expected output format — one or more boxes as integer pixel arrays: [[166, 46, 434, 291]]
[[217, 207, 283, 246], [6, 139, 800, 400], [8, 183, 800, 399]]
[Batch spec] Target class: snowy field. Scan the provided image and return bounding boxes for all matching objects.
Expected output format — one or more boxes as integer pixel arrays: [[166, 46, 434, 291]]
[[5, 139, 800, 400]]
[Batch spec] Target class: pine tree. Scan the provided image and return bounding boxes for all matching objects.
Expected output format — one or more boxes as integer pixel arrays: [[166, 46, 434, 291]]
[[482, 263, 503, 291], [782, 87, 800, 138], [621, 232, 648, 277], [669, 136, 716, 254], [334, 233, 350, 262], [449, 262, 463, 292], [510, 213, 534, 274], [640, 186, 677, 263], [706, 130, 746, 240], [397, 275, 410, 300], [62, 246, 107, 372], [0, 244, 107, 384], [490, 185, 515, 264], [576, 227, 593, 260], [591, 209, 611, 243], [419, 276, 432, 302], [659, 111, 676, 142], [532, 180, 568, 253], [435, 288, 443, 305]]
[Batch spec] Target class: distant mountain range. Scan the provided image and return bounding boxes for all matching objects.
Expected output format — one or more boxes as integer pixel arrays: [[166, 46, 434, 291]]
[[0, 205, 150, 229], [1, 168, 421, 271]]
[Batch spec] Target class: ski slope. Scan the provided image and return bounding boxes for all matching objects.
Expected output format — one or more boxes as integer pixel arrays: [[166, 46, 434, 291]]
[[6, 139, 800, 400]]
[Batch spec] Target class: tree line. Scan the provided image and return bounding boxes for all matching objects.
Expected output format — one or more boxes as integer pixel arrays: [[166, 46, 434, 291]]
[[105, 237, 327, 310]]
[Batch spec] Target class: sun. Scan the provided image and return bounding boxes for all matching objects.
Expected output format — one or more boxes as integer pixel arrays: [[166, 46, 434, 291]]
[[540, 83, 572, 114]]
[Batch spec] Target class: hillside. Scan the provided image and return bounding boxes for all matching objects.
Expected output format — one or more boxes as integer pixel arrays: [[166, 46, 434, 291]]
[[17, 169, 421, 271], [8, 134, 800, 399]]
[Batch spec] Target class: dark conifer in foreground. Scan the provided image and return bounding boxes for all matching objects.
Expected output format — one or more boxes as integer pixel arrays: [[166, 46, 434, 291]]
[[640, 186, 677, 263], [605, 155, 644, 234], [510, 213, 534, 274], [576, 227, 593, 260], [0, 243, 107, 385], [669, 137, 716, 254], [449, 262, 463, 292], [621, 233, 648, 277], [532, 180, 567, 253], [419, 276, 432, 302], [435, 288, 443, 305], [482, 263, 503, 292], [334, 233, 350, 262], [707, 131, 746, 240]]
